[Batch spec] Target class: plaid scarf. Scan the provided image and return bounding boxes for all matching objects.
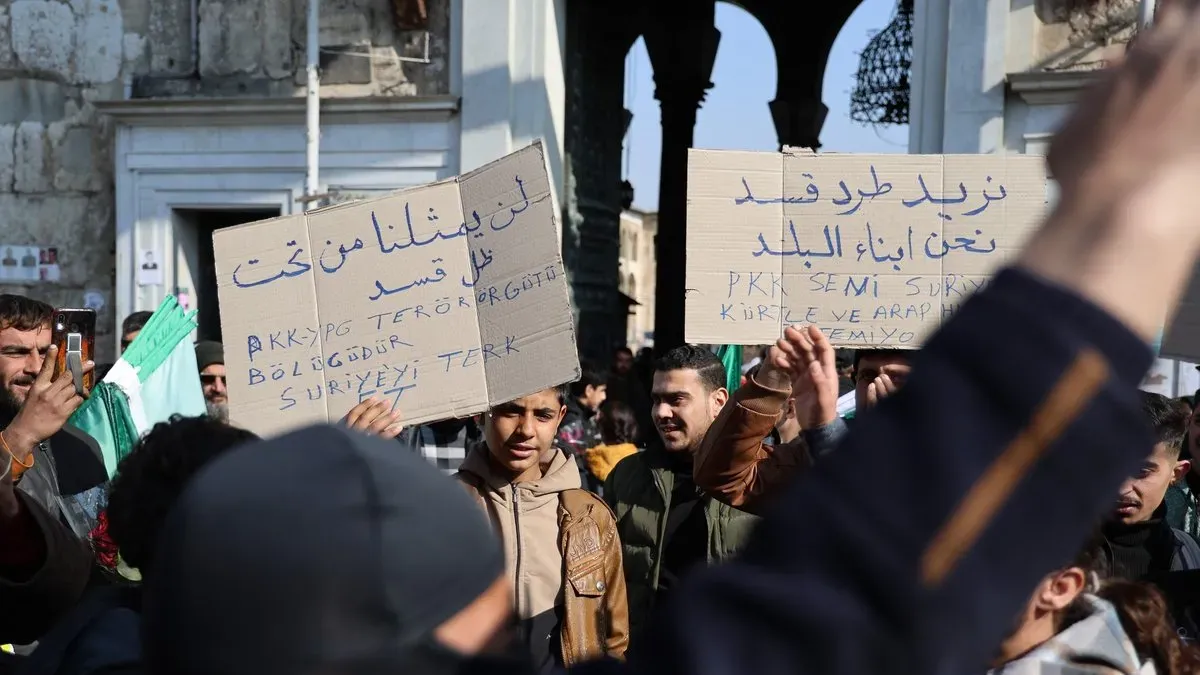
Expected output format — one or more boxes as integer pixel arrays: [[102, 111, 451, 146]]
[[990, 595, 1154, 675]]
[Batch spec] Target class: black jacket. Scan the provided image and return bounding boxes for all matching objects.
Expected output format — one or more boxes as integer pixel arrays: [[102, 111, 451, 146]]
[[0, 491, 95, 645], [0, 415, 107, 647], [15, 585, 141, 675]]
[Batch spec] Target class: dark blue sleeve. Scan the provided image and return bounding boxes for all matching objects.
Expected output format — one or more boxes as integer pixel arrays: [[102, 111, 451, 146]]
[[632, 268, 1155, 675], [802, 417, 849, 459]]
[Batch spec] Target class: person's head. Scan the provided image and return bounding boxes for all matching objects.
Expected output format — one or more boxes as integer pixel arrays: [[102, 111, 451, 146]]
[[1094, 580, 1200, 675], [106, 415, 258, 573], [194, 341, 227, 420], [0, 294, 52, 414], [483, 387, 567, 482], [853, 349, 911, 412], [1113, 392, 1190, 525], [746, 362, 801, 444], [142, 424, 518, 675], [1188, 394, 1200, 459], [568, 363, 607, 411], [597, 399, 639, 446], [120, 311, 154, 353], [651, 345, 728, 453], [777, 397, 802, 445], [612, 346, 634, 376], [994, 531, 1108, 666], [999, 537, 1200, 675]]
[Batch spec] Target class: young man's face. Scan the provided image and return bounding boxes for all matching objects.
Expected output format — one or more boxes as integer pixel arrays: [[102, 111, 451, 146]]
[[582, 383, 607, 411], [1114, 442, 1189, 524], [651, 368, 727, 453], [484, 388, 566, 480], [613, 351, 633, 375], [854, 351, 911, 412]]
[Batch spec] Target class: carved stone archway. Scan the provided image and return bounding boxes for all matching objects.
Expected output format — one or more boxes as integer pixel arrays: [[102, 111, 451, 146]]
[[561, 0, 867, 359]]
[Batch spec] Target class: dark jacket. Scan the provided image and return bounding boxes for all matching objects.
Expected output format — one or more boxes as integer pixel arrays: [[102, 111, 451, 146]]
[[15, 586, 140, 675], [0, 415, 107, 649], [614, 269, 1158, 675], [1101, 513, 1200, 579], [0, 491, 95, 646], [3, 418, 107, 531], [556, 399, 601, 491], [603, 449, 758, 639]]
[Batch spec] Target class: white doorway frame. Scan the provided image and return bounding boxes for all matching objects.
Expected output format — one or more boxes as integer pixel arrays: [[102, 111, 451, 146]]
[[95, 95, 460, 355]]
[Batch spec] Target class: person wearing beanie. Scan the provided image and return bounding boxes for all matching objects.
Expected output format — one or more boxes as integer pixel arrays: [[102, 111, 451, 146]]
[[142, 424, 526, 675], [193, 341, 227, 422], [457, 387, 629, 671]]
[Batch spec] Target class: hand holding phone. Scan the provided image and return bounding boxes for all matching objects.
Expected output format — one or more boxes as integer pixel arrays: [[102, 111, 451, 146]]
[[3, 344, 94, 452], [51, 309, 96, 396]]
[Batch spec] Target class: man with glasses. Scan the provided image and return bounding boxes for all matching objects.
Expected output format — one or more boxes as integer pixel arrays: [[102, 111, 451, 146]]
[[195, 341, 227, 422]]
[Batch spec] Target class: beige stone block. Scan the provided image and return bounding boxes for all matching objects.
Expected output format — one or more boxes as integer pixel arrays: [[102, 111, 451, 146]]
[[0, 7, 15, 69], [10, 0, 76, 80], [14, 122, 50, 194], [0, 126, 14, 192], [73, 0, 125, 84], [199, 0, 262, 76], [50, 124, 102, 193]]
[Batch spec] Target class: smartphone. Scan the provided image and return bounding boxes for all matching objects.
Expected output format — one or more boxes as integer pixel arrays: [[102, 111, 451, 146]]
[[51, 308, 96, 395]]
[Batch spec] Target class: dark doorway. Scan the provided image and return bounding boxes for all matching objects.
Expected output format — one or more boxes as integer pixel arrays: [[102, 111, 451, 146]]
[[175, 208, 280, 343]]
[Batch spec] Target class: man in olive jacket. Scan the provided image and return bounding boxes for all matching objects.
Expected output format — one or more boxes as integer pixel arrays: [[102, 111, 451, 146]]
[[603, 346, 757, 643]]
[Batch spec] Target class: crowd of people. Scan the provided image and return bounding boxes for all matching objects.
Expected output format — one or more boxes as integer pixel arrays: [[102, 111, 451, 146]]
[[8, 5, 1200, 673]]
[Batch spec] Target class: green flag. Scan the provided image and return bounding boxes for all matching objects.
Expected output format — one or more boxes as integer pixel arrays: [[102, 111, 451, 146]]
[[715, 344, 743, 394]]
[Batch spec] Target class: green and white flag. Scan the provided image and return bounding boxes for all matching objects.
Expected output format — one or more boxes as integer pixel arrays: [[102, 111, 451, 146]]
[[715, 344, 743, 394], [70, 297, 206, 477]]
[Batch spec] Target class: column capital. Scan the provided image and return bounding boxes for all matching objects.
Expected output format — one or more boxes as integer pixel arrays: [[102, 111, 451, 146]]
[[769, 97, 828, 150], [643, 21, 721, 110]]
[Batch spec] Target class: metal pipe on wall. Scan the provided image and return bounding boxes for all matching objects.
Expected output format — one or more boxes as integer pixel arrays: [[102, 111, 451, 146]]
[[1138, 0, 1157, 28], [305, 0, 321, 212]]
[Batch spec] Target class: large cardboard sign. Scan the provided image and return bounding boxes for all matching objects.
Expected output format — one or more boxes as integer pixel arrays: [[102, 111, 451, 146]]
[[214, 141, 580, 438], [685, 148, 1047, 347], [1161, 268, 1200, 362]]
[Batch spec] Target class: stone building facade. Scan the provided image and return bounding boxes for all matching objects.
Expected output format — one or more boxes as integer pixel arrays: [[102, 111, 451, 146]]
[[0, 0, 452, 361], [2, 0, 873, 365], [910, 0, 1198, 397], [618, 207, 656, 350], [0, 0, 596, 365]]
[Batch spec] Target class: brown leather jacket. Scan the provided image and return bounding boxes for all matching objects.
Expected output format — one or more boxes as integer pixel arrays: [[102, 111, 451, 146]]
[[693, 372, 813, 515], [457, 469, 629, 667]]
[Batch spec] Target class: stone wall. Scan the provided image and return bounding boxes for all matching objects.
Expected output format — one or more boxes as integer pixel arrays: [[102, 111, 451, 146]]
[[0, 0, 450, 362], [1034, 0, 1136, 72]]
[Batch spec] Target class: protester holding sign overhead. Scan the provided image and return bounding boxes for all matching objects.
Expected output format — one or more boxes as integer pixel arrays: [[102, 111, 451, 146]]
[[211, 141, 580, 440], [693, 324, 906, 514]]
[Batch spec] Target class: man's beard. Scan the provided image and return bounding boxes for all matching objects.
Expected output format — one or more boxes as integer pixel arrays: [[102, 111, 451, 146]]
[[206, 400, 229, 422], [0, 381, 28, 420]]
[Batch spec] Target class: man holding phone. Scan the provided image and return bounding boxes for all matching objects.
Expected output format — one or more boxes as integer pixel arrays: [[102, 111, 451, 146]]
[[0, 294, 106, 648]]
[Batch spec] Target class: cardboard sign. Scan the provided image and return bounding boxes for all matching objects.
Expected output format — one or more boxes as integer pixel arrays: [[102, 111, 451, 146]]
[[685, 148, 1047, 348], [214, 141, 580, 438], [1161, 268, 1200, 362]]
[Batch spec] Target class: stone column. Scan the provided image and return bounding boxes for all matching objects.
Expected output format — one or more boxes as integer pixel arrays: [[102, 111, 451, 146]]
[[769, 97, 827, 150], [644, 4, 719, 353], [562, 3, 628, 361]]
